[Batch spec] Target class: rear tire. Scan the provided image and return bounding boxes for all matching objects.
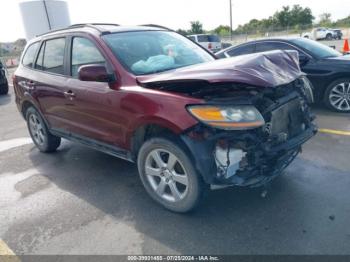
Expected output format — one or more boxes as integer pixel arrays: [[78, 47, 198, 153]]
[[323, 78, 350, 112], [326, 34, 332, 40], [26, 107, 61, 152], [0, 81, 8, 95], [137, 137, 208, 213]]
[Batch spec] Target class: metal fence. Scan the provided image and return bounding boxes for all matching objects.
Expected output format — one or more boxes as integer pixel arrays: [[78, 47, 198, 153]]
[[0, 42, 24, 68], [220, 26, 350, 46]]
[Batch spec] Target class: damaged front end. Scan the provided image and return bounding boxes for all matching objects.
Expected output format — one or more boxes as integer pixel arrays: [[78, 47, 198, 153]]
[[180, 77, 317, 187], [138, 50, 317, 187]]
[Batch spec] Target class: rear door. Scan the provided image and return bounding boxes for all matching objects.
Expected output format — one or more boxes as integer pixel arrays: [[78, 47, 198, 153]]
[[32, 37, 71, 130]]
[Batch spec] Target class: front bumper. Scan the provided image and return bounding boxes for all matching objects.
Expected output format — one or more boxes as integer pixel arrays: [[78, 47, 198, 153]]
[[181, 88, 317, 187], [181, 124, 316, 187]]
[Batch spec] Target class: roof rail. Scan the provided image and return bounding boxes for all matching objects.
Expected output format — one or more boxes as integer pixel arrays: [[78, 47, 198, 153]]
[[68, 24, 104, 32], [140, 24, 173, 31], [69, 23, 120, 30], [36, 23, 120, 37]]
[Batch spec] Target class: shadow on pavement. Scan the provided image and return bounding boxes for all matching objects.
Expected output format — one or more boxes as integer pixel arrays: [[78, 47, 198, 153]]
[[16, 140, 348, 255], [0, 93, 12, 106]]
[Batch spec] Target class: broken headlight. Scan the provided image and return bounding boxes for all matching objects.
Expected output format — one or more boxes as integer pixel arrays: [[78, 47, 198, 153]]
[[187, 105, 265, 130]]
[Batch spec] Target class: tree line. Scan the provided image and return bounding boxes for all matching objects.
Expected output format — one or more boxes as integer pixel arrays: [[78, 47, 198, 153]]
[[177, 5, 350, 36]]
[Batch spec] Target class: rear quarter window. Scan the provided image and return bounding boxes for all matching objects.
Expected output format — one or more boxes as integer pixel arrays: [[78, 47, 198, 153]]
[[22, 42, 40, 67]]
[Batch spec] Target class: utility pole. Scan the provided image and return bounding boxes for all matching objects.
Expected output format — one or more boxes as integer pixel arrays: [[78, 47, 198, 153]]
[[229, 0, 233, 40]]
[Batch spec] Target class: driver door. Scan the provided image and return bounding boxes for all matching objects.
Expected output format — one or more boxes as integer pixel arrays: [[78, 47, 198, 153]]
[[63, 36, 122, 145]]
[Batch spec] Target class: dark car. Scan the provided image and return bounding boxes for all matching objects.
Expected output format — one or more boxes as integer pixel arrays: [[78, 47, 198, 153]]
[[13, 24, 316, 212], [216, 38, 350, 112], [0, 60, 9, 95]]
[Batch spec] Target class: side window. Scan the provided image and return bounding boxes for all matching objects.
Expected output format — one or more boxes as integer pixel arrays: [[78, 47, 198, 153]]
[[71, 37, 105, 77], [227, 44, 255, 57], [197, 35, 209, 42], [188, 36, 196, 42], [22, 42, 40, 67], [256, 42, 296, 53], [34, 38, 66, 75]]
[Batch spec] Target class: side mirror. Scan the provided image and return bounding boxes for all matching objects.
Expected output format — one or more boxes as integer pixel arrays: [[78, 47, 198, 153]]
[[299, 54, 309, 66], [78, 64, 113, 82]]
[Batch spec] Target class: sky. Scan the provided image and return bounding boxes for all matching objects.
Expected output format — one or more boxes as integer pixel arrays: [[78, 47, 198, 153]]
[[1, 0, 350, 42]]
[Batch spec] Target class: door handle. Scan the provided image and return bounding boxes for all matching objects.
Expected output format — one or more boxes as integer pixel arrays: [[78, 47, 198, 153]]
[[64, 90, 76, 98]]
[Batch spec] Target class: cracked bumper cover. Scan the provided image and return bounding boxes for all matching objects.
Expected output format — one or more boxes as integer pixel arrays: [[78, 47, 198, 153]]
[[180, 124, 317, 187]]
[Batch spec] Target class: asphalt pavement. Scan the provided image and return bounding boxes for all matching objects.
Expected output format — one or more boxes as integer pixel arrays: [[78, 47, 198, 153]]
[[0, 72, 350, 256]]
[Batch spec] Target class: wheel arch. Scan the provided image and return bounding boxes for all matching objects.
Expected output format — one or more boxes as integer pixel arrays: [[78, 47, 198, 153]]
[[130, 123, 188, 161], [21, 99, 50, 128]]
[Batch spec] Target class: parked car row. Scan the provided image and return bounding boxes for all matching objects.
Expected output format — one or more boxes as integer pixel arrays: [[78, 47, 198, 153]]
[[13, 24, 316, 212], [188, 34, 222, 53], [0, 60, 9, 95], [216, 37, 350, 112]]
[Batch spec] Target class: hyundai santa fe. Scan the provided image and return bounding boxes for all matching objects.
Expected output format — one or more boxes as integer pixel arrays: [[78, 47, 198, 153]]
[[13, 24, 317, 212]]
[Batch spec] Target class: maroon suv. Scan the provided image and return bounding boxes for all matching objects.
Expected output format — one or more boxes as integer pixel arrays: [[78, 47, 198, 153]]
[[14, 24, 316, 212]]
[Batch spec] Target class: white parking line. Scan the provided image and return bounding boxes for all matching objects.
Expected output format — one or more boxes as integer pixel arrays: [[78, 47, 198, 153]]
[[0, 239, 15, 255], [0, 138, 33, 153]]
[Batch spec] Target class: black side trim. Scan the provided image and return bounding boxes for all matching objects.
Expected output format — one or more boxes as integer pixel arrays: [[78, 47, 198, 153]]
[[50, 128, 134, 163]]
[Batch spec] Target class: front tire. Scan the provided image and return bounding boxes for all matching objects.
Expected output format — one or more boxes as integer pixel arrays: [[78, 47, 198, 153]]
[[26, 107, 61, 152], [323, 78, 350, 112], [137, 137, 208, 213]]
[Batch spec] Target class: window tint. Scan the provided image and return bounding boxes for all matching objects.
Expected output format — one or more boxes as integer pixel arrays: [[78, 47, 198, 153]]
[[255, 42, 296, 53], [22, 42, 40, 67], [188, 36, 196, 41], [227, 44, 255, 57], [197, 35, 220, 42], [71, 37, 105, 77], [35, 38, 66, 75]]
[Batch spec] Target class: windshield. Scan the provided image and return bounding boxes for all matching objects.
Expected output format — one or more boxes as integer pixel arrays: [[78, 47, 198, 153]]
[[291, 38, 342, 59], [103, 31, 214, 75]]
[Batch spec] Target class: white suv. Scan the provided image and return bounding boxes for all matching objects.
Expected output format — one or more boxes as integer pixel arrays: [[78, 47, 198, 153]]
[[302, 28, 334, 40], [188, 34, 222, 53]]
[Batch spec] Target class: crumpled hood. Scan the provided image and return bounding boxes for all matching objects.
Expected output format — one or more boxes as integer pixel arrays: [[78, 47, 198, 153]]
[[137, 50, 302, 88]]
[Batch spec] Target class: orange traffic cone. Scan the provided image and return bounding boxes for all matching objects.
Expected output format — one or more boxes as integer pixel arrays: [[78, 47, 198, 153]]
[[343, 39, 350, 54]]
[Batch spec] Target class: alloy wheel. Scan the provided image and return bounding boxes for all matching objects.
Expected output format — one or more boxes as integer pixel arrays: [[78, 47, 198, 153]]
[[329, 82, 350, 111], [145, 149, 189, 202], [28, 114, 46, 146]]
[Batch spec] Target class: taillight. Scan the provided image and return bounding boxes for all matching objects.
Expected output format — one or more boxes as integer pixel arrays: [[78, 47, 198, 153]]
[[208, 43, 212, 49]]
